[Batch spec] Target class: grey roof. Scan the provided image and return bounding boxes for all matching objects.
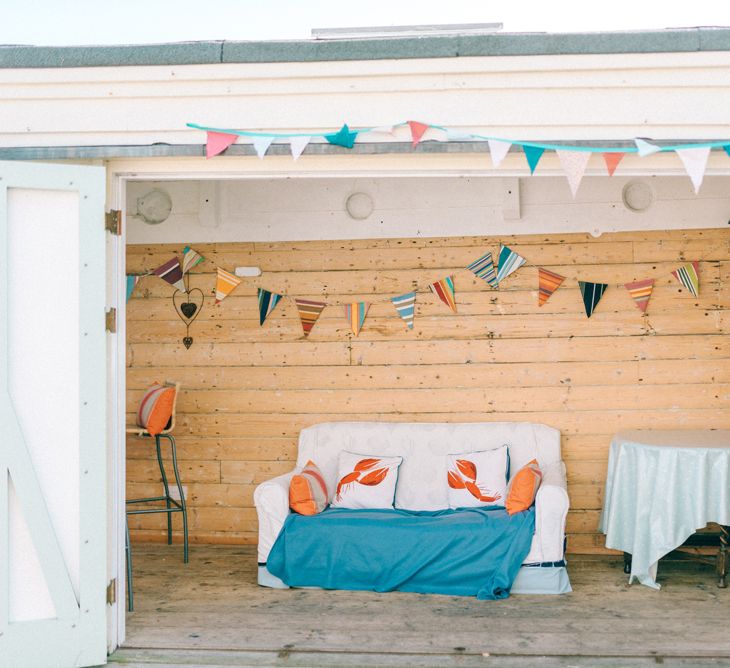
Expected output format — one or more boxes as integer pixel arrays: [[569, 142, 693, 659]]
[[1, 27, 730, 68]]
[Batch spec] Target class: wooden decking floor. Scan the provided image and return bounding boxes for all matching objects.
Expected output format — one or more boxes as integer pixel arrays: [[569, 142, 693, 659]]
[[110, 544, 730, 668]]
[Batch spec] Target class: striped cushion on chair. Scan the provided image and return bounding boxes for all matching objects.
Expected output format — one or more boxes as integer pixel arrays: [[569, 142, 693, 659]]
[[136, 383, 176, 436], [289, 460, 328, 515]]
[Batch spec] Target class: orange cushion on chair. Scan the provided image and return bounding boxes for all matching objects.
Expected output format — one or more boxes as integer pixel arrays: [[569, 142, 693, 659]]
[[505, 459, 543, 515], [289, 460, 329, 515], [136, 383, 176, 436]]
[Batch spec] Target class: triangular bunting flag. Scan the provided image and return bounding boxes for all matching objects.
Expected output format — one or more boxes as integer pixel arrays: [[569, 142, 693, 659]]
[[344, 302, 370, 337], [724, 145, 730, 159], [488, 139, 512, 168], [634, 138, 661, 157], [624, 278, 654, 313], [258, 287, 283, 325], [407, 120, 430, 148], [153, 257, 185, 291], [215, 267, 242, 304], [290, 135, 310, 160], [538, 268, 565, 307], [295, 298, 327, 337], [523, 145, 545, 174], [253, 135, 274, 159], [429, 276, 457, 313], [496, 245, 527, 284], [675, 147, 711, 194], [578, 281, 609, 318], [325, 124, 358, 148], [126, 275, 142, 302], [671, 261, 700, 297], [466, 251, 498, 288], [182, 245, 205, 274], [206, 131, 237, 158], [602, 152, 624, 176], [391, 292, 416, 330], [556, 150, 591, 197]]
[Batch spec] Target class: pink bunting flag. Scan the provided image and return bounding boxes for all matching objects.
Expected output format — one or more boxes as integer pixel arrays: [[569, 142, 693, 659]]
[[407, 120, 430, 148], [206, 131, 238, 158], [602, 152, 624, 176], [624, 278, 654, 313]]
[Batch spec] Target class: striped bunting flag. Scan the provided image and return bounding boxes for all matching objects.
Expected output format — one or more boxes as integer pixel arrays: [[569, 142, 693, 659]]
[[258, 287, 282, 325], [344, 302, 370, 337], [578, 281, 608, 318], [671, 261, 700, 297], [466, 251, 498, 288], [295, 298, 327, 337], [126, 275, 142, 302], [391, 292, 416, 330], [215, 267, 242, 304], [182, 245, 205, 274], [429, 276, 457, 312], [538, 268, 565, 307], [153, 257, 185, 291], [624, 278, 654, 313], [496, 244, 527, 284]]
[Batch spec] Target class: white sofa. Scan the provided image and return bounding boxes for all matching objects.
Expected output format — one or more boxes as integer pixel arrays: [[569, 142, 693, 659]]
[[254, 421, 572, 594]]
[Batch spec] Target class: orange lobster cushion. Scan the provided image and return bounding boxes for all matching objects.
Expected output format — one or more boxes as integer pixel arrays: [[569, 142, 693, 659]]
[[505, 459, 543, 515], [289, 460, 329, 516], [330, 451, 403, 510], [446, 447, 509, 509]]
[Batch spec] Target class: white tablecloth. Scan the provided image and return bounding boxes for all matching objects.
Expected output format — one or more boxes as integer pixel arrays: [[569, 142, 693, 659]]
[[599, 430, 730, 589]]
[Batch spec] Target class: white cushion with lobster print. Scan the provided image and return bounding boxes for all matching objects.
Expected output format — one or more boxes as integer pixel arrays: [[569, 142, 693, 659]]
[[446, 446, 509, 509], [330, 451, 403, 509]]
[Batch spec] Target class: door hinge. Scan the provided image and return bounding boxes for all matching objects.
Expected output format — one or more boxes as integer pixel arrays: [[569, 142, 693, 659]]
[[105, 209, 121, 235], [105, 307, 117, 333], [106, 578, 117, 605]]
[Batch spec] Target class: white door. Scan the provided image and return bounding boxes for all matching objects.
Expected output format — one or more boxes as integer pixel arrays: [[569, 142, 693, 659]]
[[0, 161, 107, 667]]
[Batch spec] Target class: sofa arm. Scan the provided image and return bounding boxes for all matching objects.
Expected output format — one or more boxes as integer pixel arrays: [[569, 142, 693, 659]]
[[533, 461, 570, 563], [253, 470, 296, 563]]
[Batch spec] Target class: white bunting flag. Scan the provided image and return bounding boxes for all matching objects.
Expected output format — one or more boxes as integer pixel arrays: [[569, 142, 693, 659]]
[[370, 125, 395, 135], [487, 139, 512, 168], [675, 146, 711, 194], [253, 135, 274, 159], [290, 135, 311, 160], [556, 150, 591, 198], [634, 138, 662, 157]]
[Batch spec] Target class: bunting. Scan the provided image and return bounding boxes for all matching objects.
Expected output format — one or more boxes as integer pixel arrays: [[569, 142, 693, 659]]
[[325, 124, 358, 148], [675, 147, 710, 194], [429, 276, 457, 312], [215, 267, 242, 303], [407, 120, 430, 147], [538, 268, 565, 306], [671, 261, 700, 297], [392, 292, 416, 329], [557, 150, 591, 197], [624, 278, 654, 313], [182, 245, 205, 274], [602, 152, 624, 176], [295, 298, 327, 337], [466, 251, 498, 288], [635, 138, 662, 157], [487, 139, 512, 168], [205, 131, 237, 158], [126, 275, 142, 302], [578, 281, 609, 318], [496, 245, 527, 284], [253, 135, 274, 159], [290, 136, 311, 160], [344, 302, 370, 336], [258, 287, 283, 325], [523, 145, 545, 174], [153, 257, 186, 291]]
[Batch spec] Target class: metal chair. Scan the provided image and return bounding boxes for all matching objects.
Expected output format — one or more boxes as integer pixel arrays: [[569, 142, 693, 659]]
[[126, 381, 189, 563]]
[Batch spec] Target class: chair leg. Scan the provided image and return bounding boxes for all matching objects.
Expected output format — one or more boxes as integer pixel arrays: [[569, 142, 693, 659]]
[[125, 520, 134, 612], [155, 435, 173, 545], [718, 526, 728, 589], [623, 552, 632, 575], [162, 433, 189, 564]]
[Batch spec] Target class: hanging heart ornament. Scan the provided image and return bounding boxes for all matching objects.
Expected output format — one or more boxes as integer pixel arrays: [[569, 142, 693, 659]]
[[173, 288, 204, 324]]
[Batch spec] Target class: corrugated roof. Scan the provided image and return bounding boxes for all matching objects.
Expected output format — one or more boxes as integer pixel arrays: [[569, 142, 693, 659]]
[[1, 27, 730, 68]]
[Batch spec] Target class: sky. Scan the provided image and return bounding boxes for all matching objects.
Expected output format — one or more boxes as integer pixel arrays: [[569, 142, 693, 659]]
[[2, 0, 730, 46]]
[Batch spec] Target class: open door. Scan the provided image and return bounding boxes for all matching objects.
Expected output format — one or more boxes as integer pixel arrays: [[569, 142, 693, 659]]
[[0, 161, 108, 667]]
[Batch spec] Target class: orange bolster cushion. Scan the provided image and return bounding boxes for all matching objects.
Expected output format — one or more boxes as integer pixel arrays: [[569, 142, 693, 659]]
[[289, 460, 329, 515], [136, 383, 176, 436], [505, 459, 543, 515]]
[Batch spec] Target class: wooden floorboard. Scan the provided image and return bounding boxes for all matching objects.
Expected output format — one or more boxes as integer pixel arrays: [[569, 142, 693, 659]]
[[111, 544, 730, 667]]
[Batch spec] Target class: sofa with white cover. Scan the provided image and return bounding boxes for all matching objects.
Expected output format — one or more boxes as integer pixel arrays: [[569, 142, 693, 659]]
[[254, 421, 571, 594]]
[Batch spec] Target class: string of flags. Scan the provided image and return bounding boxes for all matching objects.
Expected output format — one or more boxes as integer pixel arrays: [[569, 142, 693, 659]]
[[127, 243, 704, 340], [188, 120, 730, 196]]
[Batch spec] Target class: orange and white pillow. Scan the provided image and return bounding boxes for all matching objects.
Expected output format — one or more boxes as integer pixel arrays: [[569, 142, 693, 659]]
[[330, 451, 402, 509], [136, 383, 176, 436], [446, 446, 509, 509], [289, 460, 329, 515], [505, 459, 542, 515]]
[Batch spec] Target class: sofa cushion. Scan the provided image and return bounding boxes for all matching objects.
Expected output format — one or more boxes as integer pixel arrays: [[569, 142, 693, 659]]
[[506, 459, 543, 515], [330, 452, 402, 509], [289, 460, 329, 516], [446, 447, 509, 508]]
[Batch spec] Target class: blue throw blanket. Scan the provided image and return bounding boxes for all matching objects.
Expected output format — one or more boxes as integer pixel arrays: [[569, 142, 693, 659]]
[[267, 506, 535, 600]]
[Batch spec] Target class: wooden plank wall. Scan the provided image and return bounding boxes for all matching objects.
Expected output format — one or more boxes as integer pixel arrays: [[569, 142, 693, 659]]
[[126, 228, 730, 553]]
